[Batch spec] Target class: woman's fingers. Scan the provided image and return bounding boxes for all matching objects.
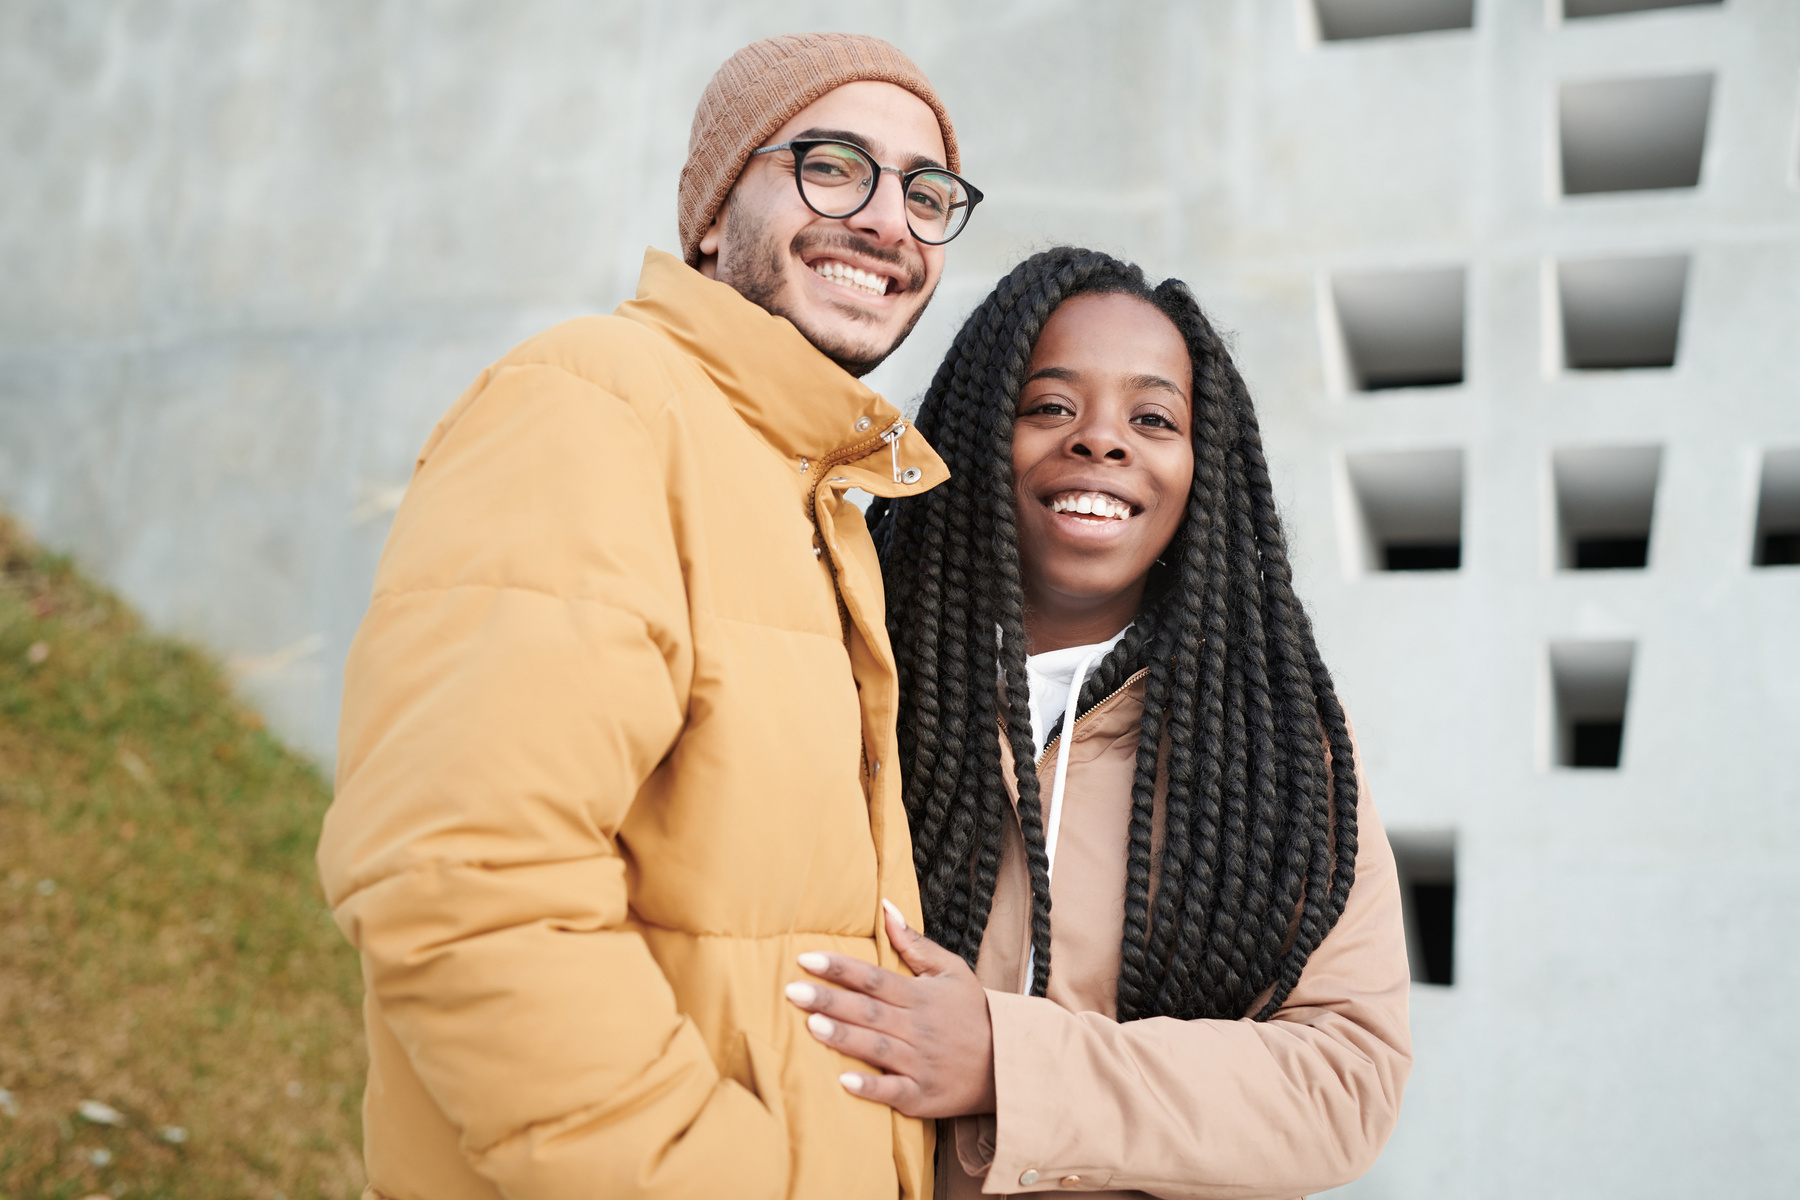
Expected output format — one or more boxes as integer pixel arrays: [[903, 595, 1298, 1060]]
[[839, 1070, 925, 1115], [803, 1011, 912, 1075], [784, 979, 893, 1029], [882, 897, 974, 980], [796, 951, 905, 999]]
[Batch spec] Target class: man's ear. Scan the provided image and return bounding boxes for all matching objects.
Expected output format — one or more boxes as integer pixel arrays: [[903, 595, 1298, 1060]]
[[696, 217, 723, 279]]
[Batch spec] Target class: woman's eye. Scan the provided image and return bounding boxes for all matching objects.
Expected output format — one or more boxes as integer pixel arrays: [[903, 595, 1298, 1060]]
[[1133, 412, 1177, 429], [1025, 401, 1072, 417]]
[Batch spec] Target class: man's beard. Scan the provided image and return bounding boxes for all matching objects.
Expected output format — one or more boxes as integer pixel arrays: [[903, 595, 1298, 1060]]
[[715, 200, 934, 378]]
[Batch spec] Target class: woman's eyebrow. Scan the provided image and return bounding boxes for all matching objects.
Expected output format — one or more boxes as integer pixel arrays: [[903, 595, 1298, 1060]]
[[1127, 372, 1187, 398], [1024, 367, 1080, 384]]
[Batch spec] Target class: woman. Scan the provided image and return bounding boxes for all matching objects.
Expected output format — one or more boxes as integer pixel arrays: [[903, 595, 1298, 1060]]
[[783, 248, 1411, 1198]]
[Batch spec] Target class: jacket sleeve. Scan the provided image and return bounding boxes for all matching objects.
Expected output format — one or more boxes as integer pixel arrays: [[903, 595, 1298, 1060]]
[[960, 739, 1412, 1198], [317, 362, 787, 1200]]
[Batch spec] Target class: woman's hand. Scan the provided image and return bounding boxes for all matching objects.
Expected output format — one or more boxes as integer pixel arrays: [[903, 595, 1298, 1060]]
[[785, 899, 997, 1118]]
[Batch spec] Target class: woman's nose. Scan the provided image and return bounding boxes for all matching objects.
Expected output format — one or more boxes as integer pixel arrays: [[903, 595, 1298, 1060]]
[[1069, 414, 1131, 462]]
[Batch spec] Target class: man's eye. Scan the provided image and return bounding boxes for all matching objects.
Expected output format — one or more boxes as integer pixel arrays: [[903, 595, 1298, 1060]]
[[906, 187, 947, 218]]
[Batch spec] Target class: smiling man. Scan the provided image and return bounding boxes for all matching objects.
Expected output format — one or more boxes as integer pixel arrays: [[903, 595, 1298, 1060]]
[[317, 34, 977, 1200]]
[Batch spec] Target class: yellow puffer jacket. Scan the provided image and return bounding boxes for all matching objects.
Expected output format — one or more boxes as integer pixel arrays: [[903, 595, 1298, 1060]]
[[317, 249, 948, 1200]]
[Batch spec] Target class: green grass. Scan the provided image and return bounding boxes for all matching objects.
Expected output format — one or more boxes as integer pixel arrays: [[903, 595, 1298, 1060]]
[[0, 515, 365, 1199]]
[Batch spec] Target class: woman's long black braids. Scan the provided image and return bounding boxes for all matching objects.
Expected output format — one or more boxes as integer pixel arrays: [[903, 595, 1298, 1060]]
[[868, 247, 1358, 1022]]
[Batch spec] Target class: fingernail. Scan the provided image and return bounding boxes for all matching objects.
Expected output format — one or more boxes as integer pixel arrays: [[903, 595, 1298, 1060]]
[[839, 1072, 863, 1092], [881, 898, 907, 928], [797, 952, 830, 972], [807, 1012, 835, 1038], [784, 981, 817, 1006]]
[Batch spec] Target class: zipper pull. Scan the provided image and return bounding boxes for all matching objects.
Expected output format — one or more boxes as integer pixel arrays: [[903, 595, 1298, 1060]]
[[881, 418, 920, 485]]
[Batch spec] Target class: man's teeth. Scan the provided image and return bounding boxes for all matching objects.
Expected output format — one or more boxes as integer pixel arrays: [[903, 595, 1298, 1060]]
[[812, 260, 890, 296], [1049, 492, 1132, 520]]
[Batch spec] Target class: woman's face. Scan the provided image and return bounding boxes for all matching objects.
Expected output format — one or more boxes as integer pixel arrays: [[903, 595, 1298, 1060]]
[[1011, 292, 1195, 647]]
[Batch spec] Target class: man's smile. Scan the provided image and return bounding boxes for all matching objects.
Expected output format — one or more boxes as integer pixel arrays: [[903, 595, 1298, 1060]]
[[808, 256, 896, 297]]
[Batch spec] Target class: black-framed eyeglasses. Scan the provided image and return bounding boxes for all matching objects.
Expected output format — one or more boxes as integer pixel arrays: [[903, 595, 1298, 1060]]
[[749, 138, 983, 245]]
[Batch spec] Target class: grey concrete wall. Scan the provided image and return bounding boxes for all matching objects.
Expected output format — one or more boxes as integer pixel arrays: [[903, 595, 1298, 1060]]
[[5, 1, 1798, 1195]]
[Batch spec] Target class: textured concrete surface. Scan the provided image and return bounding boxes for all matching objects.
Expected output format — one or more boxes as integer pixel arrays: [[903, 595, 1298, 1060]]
[[4, 1, 1798, 1195]]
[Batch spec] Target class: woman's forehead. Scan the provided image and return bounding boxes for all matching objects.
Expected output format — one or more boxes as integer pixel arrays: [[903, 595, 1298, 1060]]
[[1029, 294, 1192, 395]]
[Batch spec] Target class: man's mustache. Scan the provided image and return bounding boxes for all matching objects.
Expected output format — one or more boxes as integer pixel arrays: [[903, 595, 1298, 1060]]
[[790, 230, 929, 296]]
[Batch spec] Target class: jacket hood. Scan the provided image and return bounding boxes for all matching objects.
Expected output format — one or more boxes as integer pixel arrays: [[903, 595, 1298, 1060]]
[[617, 249, 949, 497]]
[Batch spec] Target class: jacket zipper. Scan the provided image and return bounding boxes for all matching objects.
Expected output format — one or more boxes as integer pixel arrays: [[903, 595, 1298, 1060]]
[[804, 416, 906, 500], [804, 415, 908, 618], [806, 418, 908, 786], [1032, 667, 1152, 772], [804, 414, 905, 578]]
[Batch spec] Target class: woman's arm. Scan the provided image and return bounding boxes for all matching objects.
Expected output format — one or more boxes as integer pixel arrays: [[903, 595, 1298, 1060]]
[[791, 757, 1411, 1198], [966, 778, 1410, 1197]]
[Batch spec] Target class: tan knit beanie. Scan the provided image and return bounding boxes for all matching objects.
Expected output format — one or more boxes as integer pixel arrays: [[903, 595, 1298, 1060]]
[[678, 33, 960, 266]]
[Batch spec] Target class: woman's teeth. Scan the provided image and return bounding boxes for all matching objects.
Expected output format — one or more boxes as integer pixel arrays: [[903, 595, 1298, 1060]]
[[811, 260, 890, 296], [1049, 492, 1132, 520]]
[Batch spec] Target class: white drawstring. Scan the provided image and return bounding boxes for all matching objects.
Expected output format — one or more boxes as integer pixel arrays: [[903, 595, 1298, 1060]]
[[1023, 646, 1103, 993]]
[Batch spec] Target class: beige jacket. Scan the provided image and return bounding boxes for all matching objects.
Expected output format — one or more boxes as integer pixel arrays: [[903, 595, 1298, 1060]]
[[318, 249, 948, 1200], [941, 674, 1412, 1199]]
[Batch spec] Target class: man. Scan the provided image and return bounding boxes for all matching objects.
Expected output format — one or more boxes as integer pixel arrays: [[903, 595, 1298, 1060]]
[[317, 33, 979, 1200]]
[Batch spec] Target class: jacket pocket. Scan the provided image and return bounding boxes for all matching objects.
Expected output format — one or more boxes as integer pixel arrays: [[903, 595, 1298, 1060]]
[[738, 1030, 789, 1144]]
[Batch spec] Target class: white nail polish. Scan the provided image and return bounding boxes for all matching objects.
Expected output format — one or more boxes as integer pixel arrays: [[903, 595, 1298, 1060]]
[[839, 1072, 863, 1092], [881, 898, 906, 927], [784, 981, 816, 1005], [808, 1012, 835, 1038], [797, 951, 830, 971]]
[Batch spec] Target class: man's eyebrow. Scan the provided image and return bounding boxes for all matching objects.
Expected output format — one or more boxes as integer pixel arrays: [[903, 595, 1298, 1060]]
[[793, 127, 883, 158], [791, 127, 946, 172]]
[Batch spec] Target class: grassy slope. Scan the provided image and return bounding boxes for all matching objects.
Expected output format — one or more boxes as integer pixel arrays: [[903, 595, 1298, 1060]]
[[0, 516, 364, 1200]]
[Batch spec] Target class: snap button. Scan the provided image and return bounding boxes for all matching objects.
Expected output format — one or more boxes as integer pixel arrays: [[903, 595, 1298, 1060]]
[[901, 467, 922, 484], [1060, 1176, 1081, 1187], [871, 760, 881, 773], [829, 476, 848, 484], [1019, 1169, 1040, 1186], [855, 415, 872, 432]]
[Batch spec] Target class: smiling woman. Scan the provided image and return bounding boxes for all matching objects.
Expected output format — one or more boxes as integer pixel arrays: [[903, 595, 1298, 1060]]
[[788, 248, 1415, 1200], [1011, 292, 1195, 654]]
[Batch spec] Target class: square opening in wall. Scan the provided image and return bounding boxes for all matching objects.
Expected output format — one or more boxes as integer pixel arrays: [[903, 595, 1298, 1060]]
[[1754, 449, 1800, 567], [1564, 0, 1721, 18], [1313, 0, 1474, 40], [1559, 255, 1689, 370], [1559, 73, 1713, 195], [1331, 268, 1466, 392], [1389, 831, 1455, 986], [1550, 640, 1635, 769], [1345, 449, 1464, 573], [1553, 446, 1661, 570]]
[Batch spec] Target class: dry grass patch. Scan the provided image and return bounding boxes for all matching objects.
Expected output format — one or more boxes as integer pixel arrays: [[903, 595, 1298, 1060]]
[[0, 515, 364, 1199]]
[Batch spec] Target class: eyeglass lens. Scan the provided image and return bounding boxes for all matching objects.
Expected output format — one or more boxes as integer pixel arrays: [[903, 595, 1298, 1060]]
[[796, 143, 973, 244]]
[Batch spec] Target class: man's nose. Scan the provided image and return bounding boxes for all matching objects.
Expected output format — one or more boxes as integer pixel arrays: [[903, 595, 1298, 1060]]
[[846, 169, 914, 245]]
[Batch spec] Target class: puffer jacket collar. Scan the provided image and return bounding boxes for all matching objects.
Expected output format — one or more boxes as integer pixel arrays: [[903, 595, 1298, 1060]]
[[617, 249, 948, 498]]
